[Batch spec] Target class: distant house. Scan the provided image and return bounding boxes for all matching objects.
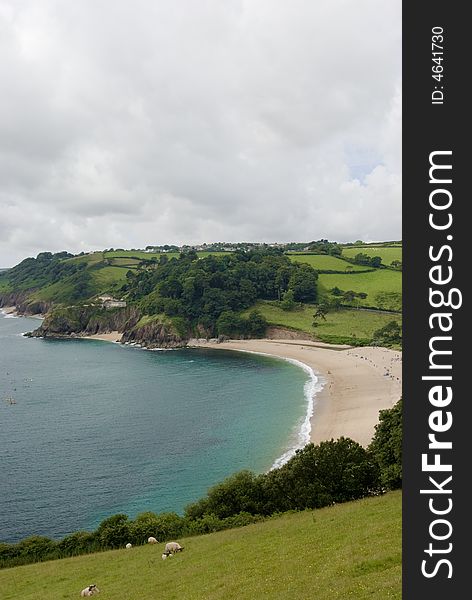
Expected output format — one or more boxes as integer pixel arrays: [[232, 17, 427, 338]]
[[103, 299, 127, 309], [96, 295, 127, 309]]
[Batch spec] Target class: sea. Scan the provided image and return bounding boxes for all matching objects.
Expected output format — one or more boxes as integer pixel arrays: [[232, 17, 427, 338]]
[[0, 311, 320, 543]]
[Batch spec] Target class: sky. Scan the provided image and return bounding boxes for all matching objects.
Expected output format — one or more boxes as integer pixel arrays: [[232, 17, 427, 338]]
[[0, 0, 401, 267]]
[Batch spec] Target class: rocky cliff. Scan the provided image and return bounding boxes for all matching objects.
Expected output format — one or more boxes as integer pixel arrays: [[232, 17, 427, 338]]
[[121, 316, 188, 348], [26, 305, 191, 348], [0, 290, 52, 316], [28, 305, 140, 337]]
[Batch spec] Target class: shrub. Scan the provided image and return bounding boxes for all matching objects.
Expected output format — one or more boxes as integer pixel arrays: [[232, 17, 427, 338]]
[[17, 536, 57, 562], [0, 543, 20, 565], [185, 470, 266, 520], [57, 531, 97, 556], [185, 514, 224, 535], [96, 514, 131, 548]]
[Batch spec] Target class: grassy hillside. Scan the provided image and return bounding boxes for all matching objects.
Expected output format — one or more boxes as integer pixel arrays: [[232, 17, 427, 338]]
[[341, 246, 402, 265], [0, 250, 230, 305], [318, 270, 401, 311], [2, 246, 401, 346], [247, 301, 402, 345], [288, 253, 367, 272], [0, 491, 401, 600]]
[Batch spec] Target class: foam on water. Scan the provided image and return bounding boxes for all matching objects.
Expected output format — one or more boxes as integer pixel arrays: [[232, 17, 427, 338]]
[[215, 348, 325, 470]]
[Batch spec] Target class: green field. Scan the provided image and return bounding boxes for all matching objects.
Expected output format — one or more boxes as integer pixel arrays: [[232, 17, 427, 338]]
[[0, 492, 401, 600], [247, 302, 401, 345], [287, 254, 367, 272], [318, 270, 402, 311], [341, 246, 402, 265]]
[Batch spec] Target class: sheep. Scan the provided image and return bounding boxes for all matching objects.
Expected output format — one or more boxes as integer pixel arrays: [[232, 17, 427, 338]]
[[162, 541, 184, 558], [147, 536, 158, 544], [125, 543, 132, 549], [80, 584, 100, 596]]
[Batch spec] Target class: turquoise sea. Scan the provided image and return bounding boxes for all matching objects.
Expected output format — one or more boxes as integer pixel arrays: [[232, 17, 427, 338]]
[[0, 312, 316, 543]]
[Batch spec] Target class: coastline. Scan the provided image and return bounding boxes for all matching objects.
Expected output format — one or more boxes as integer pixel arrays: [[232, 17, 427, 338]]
[[10, 308, 402, 449], [61, 330, 403, 449], [1, 306, 19, 316], [1, 305, 44, 320], [190, 338, 402, 448]]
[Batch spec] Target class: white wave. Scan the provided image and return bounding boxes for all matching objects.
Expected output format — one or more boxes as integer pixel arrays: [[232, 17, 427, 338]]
[[270, 358, 325, 470], [210, 347, 325, 471], [1, 310, 18, 319]]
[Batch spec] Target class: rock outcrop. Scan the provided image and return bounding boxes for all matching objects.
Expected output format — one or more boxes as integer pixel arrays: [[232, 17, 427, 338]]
[[27, 305, 140, 338], [26, 305, 190, 348], [0, 290, 52, 316], [121, 318, 188, 348]]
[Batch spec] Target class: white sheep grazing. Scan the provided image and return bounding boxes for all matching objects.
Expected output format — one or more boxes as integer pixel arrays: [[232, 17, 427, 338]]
[[80, 584, 100, 596], [125, 543, 132, 549], [147, 536, 158, 544], [163, 541, 184, 557]]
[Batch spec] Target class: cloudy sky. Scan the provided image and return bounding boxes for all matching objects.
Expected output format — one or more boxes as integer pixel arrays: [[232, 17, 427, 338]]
[[0, 0, 401, 267]]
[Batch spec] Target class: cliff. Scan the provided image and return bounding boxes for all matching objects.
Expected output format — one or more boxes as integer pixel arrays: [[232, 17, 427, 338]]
[[121, 315, 189, 348], [28, 305, 140, 337], [27, 306, 191, 348], [0, 290, 53, 316]]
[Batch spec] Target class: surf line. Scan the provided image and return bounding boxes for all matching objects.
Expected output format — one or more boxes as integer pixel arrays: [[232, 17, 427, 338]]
[[209, 347, 325, 471]]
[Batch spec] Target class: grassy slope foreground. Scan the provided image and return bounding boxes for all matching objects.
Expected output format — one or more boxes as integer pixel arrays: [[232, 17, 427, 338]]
[[0, 492, 401, 600]]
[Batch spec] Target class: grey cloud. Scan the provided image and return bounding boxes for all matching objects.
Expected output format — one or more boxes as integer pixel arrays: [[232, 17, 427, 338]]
[[0, 0, 401, 266]]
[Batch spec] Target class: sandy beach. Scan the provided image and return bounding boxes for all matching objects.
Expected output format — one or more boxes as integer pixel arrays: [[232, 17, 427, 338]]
[[83, 331, 123, 343], [190, 339, 402, 447]]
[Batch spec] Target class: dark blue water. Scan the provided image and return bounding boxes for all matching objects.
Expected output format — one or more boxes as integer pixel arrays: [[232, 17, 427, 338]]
[[0, 313, 311, 543]]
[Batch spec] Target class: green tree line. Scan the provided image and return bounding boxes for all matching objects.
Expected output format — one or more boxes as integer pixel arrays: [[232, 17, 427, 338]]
[[124, 249, 319, 337]]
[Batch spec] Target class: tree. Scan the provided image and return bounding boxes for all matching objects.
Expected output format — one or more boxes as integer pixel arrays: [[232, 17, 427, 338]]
[[185, 470, 266, 520], [372, 320, 402, 347], [216, 311, 245, 337], [313, 304, 328, 321], [369, 399, 402, 489], [288, 265, 318, 302], [264, 438, 380, 512], [329, 297, 342, 311], [370, 255, 382, 268], [353, 253, 371, 266], [280, 289, 296, 311], [246, 311, 268, 337], [342, 290, 356, 303]]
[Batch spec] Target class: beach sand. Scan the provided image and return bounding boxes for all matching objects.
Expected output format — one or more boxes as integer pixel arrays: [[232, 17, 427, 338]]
[[190, 339, 402, 447], [83, 331, 123, 343]]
